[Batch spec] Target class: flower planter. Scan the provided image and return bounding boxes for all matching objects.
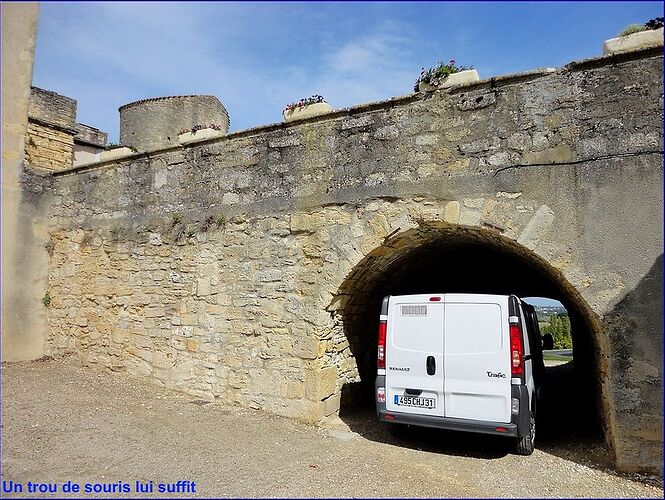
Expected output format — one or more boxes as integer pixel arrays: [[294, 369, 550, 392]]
[[603, 27, 663, 55], [178, 128, 225, 145], [418, 69, 480, 92], [99, 147, 136, 162], [283, 102, 333, 122]]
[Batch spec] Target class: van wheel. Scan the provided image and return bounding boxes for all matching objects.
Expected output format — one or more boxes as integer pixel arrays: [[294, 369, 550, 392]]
[[387, 422, 406, 438], [515, 411, 535, 455]]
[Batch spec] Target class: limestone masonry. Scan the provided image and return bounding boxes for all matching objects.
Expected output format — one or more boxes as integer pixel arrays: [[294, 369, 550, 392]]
[[119, 95, 230, 152], [24, 87, 77, 171], [14, 47, 665, 474]]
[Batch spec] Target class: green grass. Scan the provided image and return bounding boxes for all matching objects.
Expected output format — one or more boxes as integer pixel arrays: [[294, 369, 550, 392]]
[[543, 353, 572, 362], [619, 24, 647, 37]]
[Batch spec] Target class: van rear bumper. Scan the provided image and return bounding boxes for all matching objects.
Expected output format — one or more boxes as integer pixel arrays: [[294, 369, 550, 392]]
[[378, 410, 519, 437]]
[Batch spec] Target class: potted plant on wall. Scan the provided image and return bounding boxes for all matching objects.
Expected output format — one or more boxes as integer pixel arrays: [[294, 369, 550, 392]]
[[283, 95, 333, 122], [603, 17, 664, 55], [414, 60, 479, 92]]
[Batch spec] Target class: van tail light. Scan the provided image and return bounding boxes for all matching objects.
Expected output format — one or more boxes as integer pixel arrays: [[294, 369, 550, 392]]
[[509, 323, 524, 377], [377, 320, 387, 370]]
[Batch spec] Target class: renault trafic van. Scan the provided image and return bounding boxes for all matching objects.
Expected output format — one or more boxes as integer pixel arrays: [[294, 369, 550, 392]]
[[375, 293, 546, 455]]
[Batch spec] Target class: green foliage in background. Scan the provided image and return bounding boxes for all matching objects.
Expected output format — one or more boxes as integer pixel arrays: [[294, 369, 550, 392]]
[[541, 313, 572, 349]]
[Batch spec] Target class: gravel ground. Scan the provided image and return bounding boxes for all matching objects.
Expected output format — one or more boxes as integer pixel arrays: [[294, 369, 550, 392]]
[[1, 359, 662, 498]]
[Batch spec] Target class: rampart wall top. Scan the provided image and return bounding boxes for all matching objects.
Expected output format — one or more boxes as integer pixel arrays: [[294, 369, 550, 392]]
[[29, 86, 76, 131], [119, 95, 230, 151], [74, 123, 107, 147]]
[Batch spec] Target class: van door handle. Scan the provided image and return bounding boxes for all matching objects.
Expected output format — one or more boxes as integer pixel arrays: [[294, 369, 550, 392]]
[[405, 388, 422, 396], [426, 356, 436, 375]]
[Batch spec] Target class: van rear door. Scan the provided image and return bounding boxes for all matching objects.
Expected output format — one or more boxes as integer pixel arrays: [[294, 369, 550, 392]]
[[443, 294, 511, 423], [385, 295, 444, 417]]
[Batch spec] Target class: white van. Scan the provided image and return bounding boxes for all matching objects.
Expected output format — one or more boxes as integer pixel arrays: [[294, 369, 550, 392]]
[[375, 293, 547, 455]]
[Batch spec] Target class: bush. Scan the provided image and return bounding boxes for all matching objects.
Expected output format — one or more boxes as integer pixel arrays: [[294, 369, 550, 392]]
[[619, 18, 663, 37], [619, 24, 647, 37], [541, 313, 572, 350]]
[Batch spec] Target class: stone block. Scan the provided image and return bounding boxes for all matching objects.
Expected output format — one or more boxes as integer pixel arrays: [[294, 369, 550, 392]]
[[517, 205, 555, 250], [304, 366, 338, 401], [322, 393, 341, 417], [373, 125, 399, 140], [444, 201, 460, 224], [459, 208, 481, 226], [197, 277, 211, 296], [415, 134, 439, 146], [341, 115, 373, 130], [280, 379, 305, 399], [292, 336, 320, 360], [522, 144, 572, 165]]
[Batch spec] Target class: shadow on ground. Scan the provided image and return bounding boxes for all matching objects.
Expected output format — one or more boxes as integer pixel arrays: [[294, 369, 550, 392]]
[[339, 361, 609, 465], [339, 403, 511, 460]]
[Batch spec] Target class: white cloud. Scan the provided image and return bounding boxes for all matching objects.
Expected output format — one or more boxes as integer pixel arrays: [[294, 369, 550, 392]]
[[33, 4, 427, 139]]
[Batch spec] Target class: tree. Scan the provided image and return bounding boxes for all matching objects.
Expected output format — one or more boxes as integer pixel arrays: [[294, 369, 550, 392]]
[[541, 313, 572, 349]]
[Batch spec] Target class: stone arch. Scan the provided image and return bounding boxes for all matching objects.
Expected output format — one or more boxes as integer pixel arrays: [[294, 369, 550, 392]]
[[327, 214, 612, 456]]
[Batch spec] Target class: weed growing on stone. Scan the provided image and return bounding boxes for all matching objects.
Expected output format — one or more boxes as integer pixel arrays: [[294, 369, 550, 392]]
[[198, 214, 215, 232], [620, 24, 647, 36], [42, 291, 52, 307], [619, 17, 663, 36], [172, 222, 187, 242], [171, 213, 183, 227], [215, 214, 227, 230]]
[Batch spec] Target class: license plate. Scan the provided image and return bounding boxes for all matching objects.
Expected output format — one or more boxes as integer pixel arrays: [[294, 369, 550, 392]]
[[395, 394, 436, 409]]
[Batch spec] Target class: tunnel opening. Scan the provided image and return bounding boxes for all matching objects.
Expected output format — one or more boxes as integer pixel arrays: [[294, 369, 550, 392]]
[[335, 223, 606, 450]]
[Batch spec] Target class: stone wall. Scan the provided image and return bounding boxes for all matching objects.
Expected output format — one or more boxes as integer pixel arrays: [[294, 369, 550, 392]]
[[119, 95, 230, 152], [44, 49, 663, 472], [75, 123, 107, 148], [25, 87, 77, 171], [25, 121, 75, 171], [1, 2, 47, 361], [29, 86, 77, 128]]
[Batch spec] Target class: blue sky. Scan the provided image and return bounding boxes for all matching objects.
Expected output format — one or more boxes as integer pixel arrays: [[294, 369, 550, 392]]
[[33, 2, 663, 142]]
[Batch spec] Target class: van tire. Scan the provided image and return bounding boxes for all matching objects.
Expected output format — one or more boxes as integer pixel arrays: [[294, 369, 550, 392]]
[[515, 411, 535, 455], [387, 422, 406, 438]]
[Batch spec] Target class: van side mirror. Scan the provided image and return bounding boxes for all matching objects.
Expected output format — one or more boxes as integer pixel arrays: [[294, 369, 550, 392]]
[[542, 333, 554, 351]]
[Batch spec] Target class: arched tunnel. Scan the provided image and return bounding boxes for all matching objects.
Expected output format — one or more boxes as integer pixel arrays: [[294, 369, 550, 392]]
[[336, 223, 606, 446]]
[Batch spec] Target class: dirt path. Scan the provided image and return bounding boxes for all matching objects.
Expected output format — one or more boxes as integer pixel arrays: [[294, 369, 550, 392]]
[[1, 360, 662, 498]]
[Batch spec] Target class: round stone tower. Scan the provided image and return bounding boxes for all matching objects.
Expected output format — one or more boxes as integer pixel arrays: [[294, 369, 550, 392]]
[[119, 95, 229, 151]]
